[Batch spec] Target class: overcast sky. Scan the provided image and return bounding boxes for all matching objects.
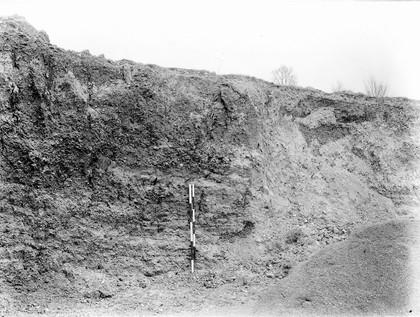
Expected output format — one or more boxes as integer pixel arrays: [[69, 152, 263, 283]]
[[1, 0, 419, 99]]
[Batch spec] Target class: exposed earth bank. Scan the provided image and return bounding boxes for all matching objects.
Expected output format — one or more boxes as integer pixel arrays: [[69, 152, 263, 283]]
[[1, 16, 420, 316]]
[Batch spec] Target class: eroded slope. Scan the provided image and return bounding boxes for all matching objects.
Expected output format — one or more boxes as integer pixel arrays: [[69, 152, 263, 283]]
[[0, 16, 419, 314], [254, 219, 419, 315]]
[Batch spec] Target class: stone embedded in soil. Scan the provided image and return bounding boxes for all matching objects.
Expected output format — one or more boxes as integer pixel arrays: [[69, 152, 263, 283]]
[[98, 288, 113, 299]]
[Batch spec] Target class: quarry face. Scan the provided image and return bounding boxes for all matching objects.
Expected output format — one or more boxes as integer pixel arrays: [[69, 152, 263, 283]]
[[1, 16, 420, 316]]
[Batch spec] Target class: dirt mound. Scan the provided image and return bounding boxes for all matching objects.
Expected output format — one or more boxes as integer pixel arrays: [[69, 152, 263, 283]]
[[254, 219, 419, 316]]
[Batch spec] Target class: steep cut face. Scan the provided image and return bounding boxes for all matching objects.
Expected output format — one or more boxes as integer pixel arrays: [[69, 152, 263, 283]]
[[0, 16, 420, 308]]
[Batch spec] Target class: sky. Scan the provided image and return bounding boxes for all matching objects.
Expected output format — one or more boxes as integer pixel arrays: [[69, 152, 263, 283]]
[[1, 0, 419, 99]]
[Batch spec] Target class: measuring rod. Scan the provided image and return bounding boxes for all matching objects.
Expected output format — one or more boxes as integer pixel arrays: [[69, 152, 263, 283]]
[[189, 184, 196, 273]]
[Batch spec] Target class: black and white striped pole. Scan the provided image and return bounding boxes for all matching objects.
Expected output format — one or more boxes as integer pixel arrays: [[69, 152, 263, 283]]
[[189, 184, 196, 273]]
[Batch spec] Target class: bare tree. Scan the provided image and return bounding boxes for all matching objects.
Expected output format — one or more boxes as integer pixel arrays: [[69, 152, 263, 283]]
[[365, 76, 388, 97], [332, 81, 344, 93], [272, 65, 297, 86]]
